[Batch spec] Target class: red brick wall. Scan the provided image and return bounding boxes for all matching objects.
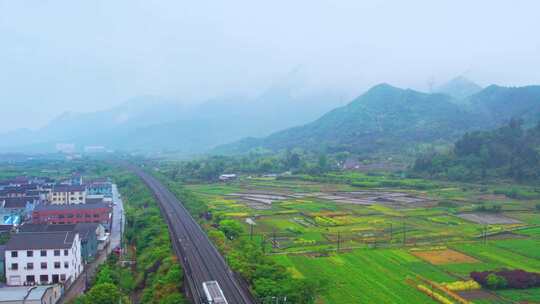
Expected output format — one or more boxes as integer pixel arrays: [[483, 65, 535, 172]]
[[32, 207, 111, 225]]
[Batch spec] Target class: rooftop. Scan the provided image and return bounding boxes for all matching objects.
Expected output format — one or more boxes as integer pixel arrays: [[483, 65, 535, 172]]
[[6, 231, 76, 250], [18, 223, 99, 241], [1, 196, 40, 208], [52, 185, 86, 192], [0, 285, 56, 301]]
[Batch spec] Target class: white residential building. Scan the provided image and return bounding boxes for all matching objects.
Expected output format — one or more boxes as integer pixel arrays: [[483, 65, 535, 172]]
[[48, 185, 86, 205], [5, 231, 83, 286]]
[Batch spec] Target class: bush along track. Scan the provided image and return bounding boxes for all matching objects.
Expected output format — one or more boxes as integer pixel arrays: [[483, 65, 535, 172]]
[[158, 175, 327, 303], [73, 171, 186, 304]]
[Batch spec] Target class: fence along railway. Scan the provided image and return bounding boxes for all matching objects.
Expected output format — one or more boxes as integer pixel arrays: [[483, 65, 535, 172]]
[[129, 165, 254, 304]]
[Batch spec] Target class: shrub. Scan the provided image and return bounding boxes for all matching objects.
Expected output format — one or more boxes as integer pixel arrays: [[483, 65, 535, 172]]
[[443, 280, 481, 291], [471, 269, 540, 289], [486, 273, 507, 289], [416, 285, 453, 304]]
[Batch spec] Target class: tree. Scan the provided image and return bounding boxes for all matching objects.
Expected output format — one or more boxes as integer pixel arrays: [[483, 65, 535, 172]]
[[286, 151, 302, 169], [81, 283, 126, 304], [486, 273, 507, 290], [219, 220, 244, 240], [94, 265, 114, 285], [159, 292, 185, 304], [317, 154, 328, 173], [209, 230, 227, 249]]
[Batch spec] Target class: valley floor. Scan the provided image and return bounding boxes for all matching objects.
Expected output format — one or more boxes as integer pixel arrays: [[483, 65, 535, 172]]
[[178, 174, 540, 303]]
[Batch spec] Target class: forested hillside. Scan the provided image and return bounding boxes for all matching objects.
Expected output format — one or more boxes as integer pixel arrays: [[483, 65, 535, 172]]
[[217, 84, 540, 157], [216, 84, 480, 155], [413, 119, 540, 182]]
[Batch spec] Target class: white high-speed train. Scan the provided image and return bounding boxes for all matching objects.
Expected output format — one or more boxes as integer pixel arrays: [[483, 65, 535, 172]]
[[202, 281, 228, 304]]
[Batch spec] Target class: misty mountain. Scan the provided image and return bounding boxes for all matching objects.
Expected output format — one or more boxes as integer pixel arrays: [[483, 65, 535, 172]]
[[0, 96, 190, 150], [468, 85, 540, 126], [435, 76, 483, 100], [0, 78, 346, 154], [216, 83, 540, 155], [216, 84, 481, 155]]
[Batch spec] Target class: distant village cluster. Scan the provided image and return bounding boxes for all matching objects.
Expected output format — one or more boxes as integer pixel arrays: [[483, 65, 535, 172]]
[[0, 174, 117, 303]]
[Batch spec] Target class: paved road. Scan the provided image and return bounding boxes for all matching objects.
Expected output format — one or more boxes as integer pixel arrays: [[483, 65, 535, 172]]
[[109, 184, 125, 253], [129, 166, 254, 304], [59, 244, 109, 303], [61, 184, 124, 303]]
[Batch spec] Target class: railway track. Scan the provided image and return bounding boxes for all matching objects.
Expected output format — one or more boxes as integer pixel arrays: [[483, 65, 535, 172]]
[[129, 166, 254, 304]]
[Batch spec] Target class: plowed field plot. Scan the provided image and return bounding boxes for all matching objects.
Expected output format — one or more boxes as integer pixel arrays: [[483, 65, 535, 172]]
[[412, 249, 479, 265], [317, 190, 435, 208], [457, 213, 522, 224], [457, 290, 498, 301], [226, 192, 290, 209]]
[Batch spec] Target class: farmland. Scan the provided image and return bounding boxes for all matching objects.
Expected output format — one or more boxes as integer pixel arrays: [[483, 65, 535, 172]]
[[176, 173, 540, 303]]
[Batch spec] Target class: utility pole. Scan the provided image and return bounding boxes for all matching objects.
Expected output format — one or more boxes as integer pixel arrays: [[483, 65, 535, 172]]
[[337, 231, 341, 253], [84, 264, 88, 291], [390, 223, 393, 244], [402, 220, 407, 246], [272, 229, 277, 251], [119, 212, 123, 257], [484, 224, 488, 245]]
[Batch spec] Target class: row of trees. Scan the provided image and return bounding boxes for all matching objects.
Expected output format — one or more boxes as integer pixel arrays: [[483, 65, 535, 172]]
[[413, 120, 540, 182], [74, 170, 185, 304], [162, 178, 327, 303], [208, 228, 327, 303], [163, 150, 341, 182]]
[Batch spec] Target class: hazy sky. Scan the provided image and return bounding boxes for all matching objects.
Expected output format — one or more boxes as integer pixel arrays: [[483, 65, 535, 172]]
[[1, 0, 539, 133]]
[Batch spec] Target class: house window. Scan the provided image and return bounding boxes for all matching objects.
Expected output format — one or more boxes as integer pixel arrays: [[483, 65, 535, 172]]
[[26, 250, 33, 257], [54, 250, 60, 256], [64, 261, 69, 269], [26, 263, 33, 270], [54, 262, 61, 269], [93, 214, 99, 218], [39, 275, 48, 283], [40, 262, 47, 269], [11, 263, 18, 270], [85, 214, 91, 218], [26, 275, 35, 283], [59, 214, 65, 219], [67, 214, 74, 218], [60, 274, 66, 281], [11, 251, 18, 258], [64, 249, 69, 256], [40, 250, 47, 257]]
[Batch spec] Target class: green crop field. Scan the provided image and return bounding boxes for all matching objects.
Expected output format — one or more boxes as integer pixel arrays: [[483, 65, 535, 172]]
[[180, 174, 540, 303], [273, 249, 453, 303]]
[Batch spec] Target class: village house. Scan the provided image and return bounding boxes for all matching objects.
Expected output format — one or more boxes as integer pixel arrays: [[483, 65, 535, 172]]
[[219, 174, 237, 182], [4, 231, 82, 286], [18, 223, 106, 263], [32, 203, 111, 228], [47, 185, 86, 205]]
